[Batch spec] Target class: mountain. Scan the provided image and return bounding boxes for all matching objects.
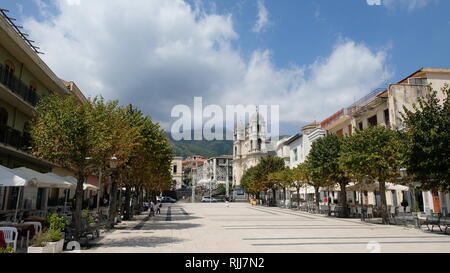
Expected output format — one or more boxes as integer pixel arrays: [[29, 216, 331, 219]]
[[165, 132, 233, 158]]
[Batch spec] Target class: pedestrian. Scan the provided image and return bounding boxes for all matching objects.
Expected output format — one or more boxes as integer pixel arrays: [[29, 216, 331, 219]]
[[224, 197, 230, 208], [149, 201, 155, 217], [157, 201, 162, 215]]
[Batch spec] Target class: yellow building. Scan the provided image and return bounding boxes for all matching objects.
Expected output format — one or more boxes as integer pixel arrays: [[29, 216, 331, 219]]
[[0, 10, 87, 213]]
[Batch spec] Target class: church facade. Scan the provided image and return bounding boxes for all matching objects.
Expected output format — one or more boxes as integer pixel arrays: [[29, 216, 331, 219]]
[[232, 112, 273, 188]]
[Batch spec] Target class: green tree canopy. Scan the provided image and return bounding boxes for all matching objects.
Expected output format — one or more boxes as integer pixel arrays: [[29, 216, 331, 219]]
[[401, 84, 450, 192], [339, 126, 402, 223], [308, 134, 350, 216]]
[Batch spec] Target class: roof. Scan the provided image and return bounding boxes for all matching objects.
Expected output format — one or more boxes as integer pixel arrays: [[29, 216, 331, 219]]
[[284, 133, 302, 145], [398, 67, 450, 83]]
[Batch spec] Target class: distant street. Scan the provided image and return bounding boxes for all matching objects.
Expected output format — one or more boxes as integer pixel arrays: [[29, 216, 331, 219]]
[[82, 202, 450, 253]]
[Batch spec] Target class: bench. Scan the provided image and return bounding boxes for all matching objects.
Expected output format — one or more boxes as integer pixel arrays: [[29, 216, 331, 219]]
[[439, 216, 450, 234], [425, 213, 442, 232]]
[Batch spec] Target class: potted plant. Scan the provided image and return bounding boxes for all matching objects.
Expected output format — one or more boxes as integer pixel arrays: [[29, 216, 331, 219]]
[[46, 213, 67, 253], [47, 228, 64, 253], [28, 231, 53, 253]]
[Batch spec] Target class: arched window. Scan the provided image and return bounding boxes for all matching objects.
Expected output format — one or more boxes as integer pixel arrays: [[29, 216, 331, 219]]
[[4, 60, 15, 86], [0, 107, 8, 126], [257, 138, 262, 150]]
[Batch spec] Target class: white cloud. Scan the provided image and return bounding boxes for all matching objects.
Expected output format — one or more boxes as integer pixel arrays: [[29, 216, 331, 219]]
[[222, 39, 391, 123], [367, 0, 434, 11], [24, 0, 391, 130], [252, 0, 270, 33]]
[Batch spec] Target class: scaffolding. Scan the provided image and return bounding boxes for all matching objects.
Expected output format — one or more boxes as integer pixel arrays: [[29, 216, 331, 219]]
[[0, 8, 44, 55]]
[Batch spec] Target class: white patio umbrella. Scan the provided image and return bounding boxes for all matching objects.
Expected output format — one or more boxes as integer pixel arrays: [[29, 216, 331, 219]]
[[0, 165, 35, 222]]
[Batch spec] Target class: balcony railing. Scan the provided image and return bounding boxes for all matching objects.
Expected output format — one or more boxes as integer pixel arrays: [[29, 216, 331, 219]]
[[0, 63, 40, 107], [0, 125, 32, 152]]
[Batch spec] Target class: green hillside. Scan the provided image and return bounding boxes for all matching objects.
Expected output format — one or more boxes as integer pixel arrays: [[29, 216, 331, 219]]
[[165, 132, 233, 158]]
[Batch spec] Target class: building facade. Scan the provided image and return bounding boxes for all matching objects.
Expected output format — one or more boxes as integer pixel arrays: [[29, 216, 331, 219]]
[[320, 68, 450, 214], [0, 10, 94, 213], [171, 157, 183, 190], [232, 112, 273, 187]]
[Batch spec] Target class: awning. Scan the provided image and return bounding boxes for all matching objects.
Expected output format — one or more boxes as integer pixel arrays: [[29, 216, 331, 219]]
[[13, 167, 72, 189], [46, 173, 98, 191], [346, 182, 410, 192], [0, 165, 29, 187]]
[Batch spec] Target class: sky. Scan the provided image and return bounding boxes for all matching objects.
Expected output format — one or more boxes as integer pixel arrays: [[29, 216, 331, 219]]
[[2, 0, 450, 135]]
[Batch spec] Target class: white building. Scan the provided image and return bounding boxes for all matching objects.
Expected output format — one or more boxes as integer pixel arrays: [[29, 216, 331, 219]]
[[233, 112, 274, 188]]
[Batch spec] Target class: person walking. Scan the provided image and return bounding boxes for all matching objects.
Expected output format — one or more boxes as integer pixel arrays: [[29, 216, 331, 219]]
[[149, 201, 155, 217], [156, 201, 162, 215]]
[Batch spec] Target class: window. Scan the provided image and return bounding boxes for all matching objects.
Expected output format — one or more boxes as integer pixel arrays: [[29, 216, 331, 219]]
[[384, 109, 390, 126], [358, 122, 363, 131], [368, 115, 377, 127], [293, 148, 298, 162], [0, 107, 8, 126], [4, 60, 15, 86], [257, 138, 262, 150], [408, 77, 427, 85], [173, 165, 177, 174]]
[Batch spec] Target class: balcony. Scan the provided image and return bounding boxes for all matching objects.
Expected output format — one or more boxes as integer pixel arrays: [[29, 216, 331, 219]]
[[0, 63, 40, 107], [0, 125, 32, 152]]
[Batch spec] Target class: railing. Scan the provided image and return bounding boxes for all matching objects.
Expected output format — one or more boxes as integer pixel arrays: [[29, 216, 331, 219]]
[[0, 125, 32, 152], [0, 63, 40, 107], [348, 88, 386, 109]]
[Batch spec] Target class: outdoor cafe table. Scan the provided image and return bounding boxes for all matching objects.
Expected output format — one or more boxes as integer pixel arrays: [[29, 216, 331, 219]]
[[0, 222, 36, 247]]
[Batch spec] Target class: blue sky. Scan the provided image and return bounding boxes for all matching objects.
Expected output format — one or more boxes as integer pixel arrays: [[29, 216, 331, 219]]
[[2, 0, 449, 135]]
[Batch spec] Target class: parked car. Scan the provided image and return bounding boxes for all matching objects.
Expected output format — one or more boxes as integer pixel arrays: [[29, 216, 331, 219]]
[[201, 196, 218, 202], [160, 197, 177, 203]]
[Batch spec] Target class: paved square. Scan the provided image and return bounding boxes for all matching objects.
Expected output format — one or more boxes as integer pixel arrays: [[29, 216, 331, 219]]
[[82, 202, 450, 253]]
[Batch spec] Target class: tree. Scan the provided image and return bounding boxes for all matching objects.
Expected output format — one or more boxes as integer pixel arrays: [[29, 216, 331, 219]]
[[291, 163, 309, 209], [241, 166, 260, 198], [304, 158, 332, 213], [339, 126, 402, 224], [401, 84, 450, 193], [255, 156, 286, 206], [308, 134, 350, 217], [31, 95, 139, 237]]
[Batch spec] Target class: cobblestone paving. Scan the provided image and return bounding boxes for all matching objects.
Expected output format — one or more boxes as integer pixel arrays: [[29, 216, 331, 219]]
[[81, 202, 450, 253]]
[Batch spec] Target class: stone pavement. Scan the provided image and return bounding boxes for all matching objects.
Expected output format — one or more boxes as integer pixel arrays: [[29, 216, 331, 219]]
[[81, 202, 450, 253]]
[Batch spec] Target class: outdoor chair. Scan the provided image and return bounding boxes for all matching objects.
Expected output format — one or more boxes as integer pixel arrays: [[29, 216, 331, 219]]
[[0, 227, 18, 252], [21, 222, 42, 247], [425, 213, 441, 232]]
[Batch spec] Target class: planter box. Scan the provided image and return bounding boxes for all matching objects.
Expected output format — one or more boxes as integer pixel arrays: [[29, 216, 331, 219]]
[[27, 244, 53, 253], [48, 239, 65, 253]]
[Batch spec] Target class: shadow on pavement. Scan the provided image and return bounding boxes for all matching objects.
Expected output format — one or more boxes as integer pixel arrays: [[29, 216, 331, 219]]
[[87, 236, 184, 248]]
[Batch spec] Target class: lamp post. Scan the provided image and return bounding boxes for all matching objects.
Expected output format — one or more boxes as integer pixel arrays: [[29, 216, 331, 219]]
[[108, 155, 118, 228]]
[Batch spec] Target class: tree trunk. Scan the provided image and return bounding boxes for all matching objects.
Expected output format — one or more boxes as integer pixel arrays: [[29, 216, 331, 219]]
[[379, 181, 389, 224], [108, 175, 118, 228], [314, 186, 320, 213], [272, 188, 277, 207], [283, 187, 287, 207], [327, 191, 331, 216], [73, 171, 86, 240], [123, 185, 131, 220], [296, 188, 300, 209], [338, 182, 349, 218]]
